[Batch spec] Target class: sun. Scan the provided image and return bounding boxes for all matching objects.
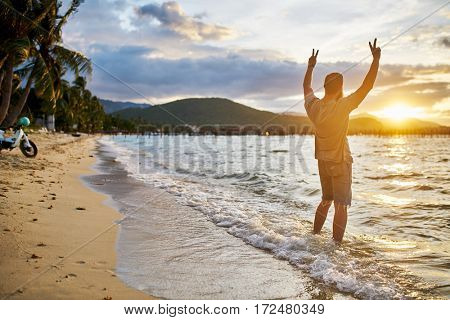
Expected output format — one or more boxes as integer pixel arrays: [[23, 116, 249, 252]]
[[371, 104, 425, 121]]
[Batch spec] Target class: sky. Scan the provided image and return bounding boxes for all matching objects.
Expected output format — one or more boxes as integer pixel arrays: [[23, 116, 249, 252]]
[[62, 0, 450, 124]]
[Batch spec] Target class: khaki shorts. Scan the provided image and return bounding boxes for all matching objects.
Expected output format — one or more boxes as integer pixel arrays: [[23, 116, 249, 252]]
[[318, 160, 352, 206]]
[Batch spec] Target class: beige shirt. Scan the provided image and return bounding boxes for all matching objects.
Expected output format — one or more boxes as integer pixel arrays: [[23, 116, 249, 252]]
[[305, 93, 360, 163]]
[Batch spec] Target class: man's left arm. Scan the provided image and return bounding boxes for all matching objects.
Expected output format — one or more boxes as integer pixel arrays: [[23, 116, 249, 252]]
[[342, 39, 381, 113]]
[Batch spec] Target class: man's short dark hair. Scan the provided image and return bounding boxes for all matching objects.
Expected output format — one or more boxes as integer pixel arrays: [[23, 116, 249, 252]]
[[324, 73, 343, 96]]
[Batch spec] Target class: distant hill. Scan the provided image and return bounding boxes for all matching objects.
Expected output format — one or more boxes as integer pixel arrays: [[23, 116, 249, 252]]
[[100, 99, 151, 114], [113, 98, 312, 133], [348, 117, 384, 133], [350, 112, 379, 120], [109, 97, 448, 134], [383, 118, 441, 129]]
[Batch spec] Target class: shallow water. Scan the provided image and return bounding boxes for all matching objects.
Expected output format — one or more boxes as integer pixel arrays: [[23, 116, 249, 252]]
[[97, 135, 449, 299]]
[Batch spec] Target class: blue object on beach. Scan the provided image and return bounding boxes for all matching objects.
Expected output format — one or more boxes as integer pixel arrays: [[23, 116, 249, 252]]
[[17, 117, 30, 127]]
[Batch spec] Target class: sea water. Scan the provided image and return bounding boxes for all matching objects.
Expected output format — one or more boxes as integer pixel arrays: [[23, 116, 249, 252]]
[[95, 135, 449, 299]]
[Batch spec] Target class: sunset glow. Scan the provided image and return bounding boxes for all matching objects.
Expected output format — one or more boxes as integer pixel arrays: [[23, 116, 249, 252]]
[[371, 104, 426, 121], [58, 0, 450, 125]]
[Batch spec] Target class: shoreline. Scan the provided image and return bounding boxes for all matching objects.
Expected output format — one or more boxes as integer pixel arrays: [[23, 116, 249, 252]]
[[91, 137, 347, 300], [0, 133, 155, 299]]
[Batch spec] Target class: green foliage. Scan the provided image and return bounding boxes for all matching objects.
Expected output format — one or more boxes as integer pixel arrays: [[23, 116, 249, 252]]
[[25, 75, 139, 133], [103, 114, 137, 133], [53, 77, 104, 132], [0, 0, 92, 126]]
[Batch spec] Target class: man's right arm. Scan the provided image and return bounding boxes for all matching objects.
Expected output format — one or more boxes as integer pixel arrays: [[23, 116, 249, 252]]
[[303, 49, 319, 114], [345, 38, 381, 112]]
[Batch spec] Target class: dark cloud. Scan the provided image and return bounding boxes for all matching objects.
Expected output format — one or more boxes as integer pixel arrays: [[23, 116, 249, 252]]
[[193, 12, 208, 20], [86, 44, 448, 112], [112, 45, 154, 55], [89, 46, 302, 99], [375, 64, 414, 86], [324, 62, 414, 88], [136, 1, 232, 41], [437, 37, 450, 48]]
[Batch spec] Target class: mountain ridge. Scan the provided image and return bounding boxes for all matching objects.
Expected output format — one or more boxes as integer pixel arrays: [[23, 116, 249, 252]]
[[105, 97, 447, 134], [100, 99, 151, 114]]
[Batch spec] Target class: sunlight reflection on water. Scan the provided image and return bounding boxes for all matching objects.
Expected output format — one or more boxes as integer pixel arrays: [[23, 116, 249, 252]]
[[389, 180, 417, 187], [381, 163, 412, 173], [373, 194, 415, 206]]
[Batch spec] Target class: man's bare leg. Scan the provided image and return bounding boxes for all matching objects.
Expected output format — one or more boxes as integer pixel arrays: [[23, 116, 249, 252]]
[[313, 200, 332, 234], [333, 202, 348, 242]]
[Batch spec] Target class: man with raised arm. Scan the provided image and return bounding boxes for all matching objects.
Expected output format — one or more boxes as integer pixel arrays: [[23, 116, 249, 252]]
[[303, 39, 381, 242]]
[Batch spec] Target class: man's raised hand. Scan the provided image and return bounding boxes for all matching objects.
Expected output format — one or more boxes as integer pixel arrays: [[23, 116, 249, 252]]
[[308, 49, 319, 68], [369, 38, 381, 61]]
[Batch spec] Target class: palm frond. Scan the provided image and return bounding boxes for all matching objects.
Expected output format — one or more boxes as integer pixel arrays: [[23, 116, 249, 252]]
[[72, 76, 86, 89], [55, 0, 83, 36], [0, 0, 55, 42], [53, 45, 92, 76], [3, 37, 31, 62], [15, 62, 34, 78], [32, 54, 55, 103]]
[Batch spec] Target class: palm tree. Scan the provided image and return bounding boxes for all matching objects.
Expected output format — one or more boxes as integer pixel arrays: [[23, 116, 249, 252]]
[[53, 79, 72, 130], [0, 0, 92, 127], [0, 0, 54, 124]]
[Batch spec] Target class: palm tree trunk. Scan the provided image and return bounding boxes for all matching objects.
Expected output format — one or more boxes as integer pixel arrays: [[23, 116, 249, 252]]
[[0, 55, 7, 70], [3, 69, 34, 127], [0, 71, 4, 92], [0, 57, 14, 125]]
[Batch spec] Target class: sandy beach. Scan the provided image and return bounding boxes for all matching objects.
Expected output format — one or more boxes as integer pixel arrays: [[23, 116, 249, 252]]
[[0, 133, 154, 299]]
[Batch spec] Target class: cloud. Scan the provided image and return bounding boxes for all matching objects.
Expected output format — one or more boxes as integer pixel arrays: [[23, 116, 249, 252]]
[[437, 37, 450, 48], [402, 64, 450, 75], [86, 44, 448, 107], [366, 82, 449, 107], [136, 1, 232, 41], [88, 46, 302, 99], [432, 97, 450, 111], [402, 23, 450, 49]]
